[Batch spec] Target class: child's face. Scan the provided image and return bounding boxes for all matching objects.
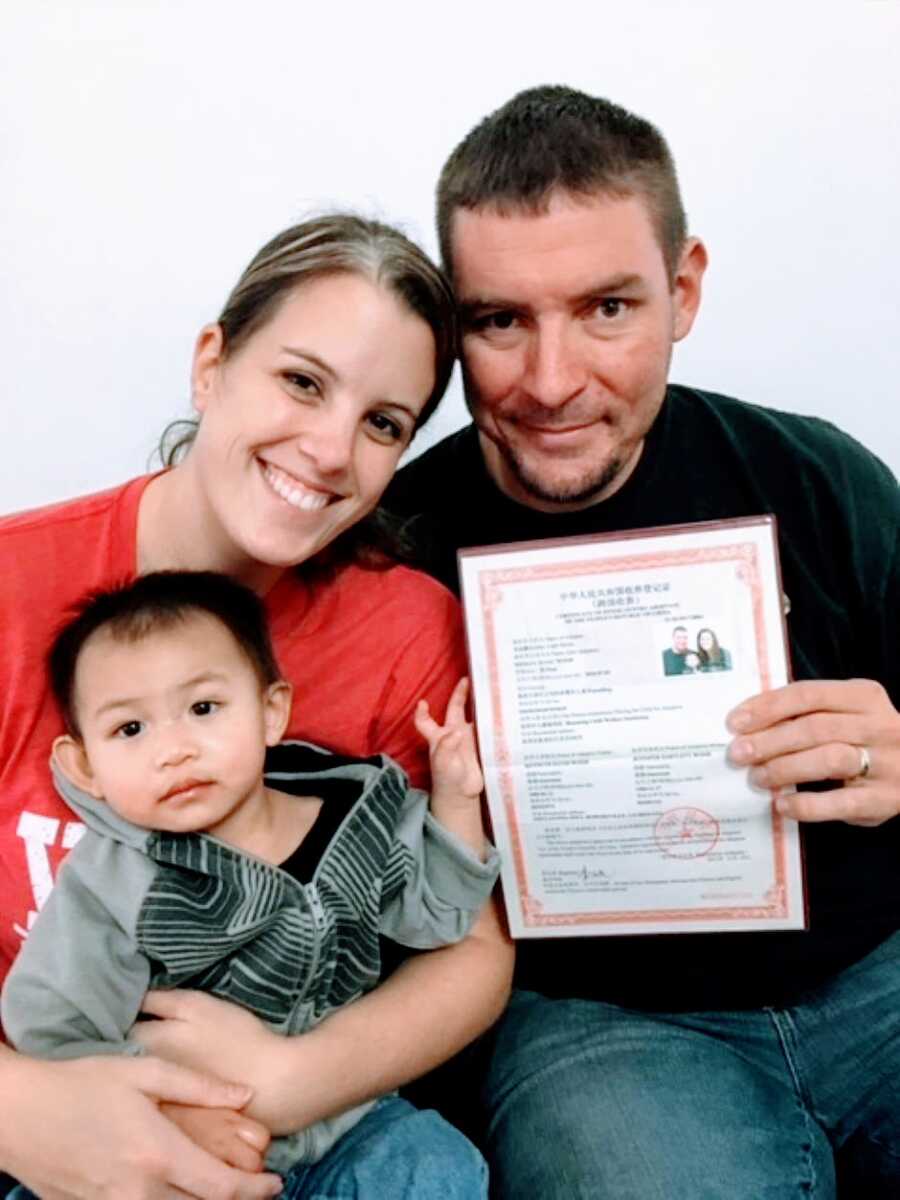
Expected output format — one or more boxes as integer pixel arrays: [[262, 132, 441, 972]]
[[57, 612, 290, 836]]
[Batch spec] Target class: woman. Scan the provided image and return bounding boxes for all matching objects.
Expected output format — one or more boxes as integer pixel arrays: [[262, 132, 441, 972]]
[[697, 627, 732, 671], [0, 215, 512, 1199]]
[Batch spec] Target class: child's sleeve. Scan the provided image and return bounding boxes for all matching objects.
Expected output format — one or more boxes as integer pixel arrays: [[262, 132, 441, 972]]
[[2, 836, 154, 1058], [378, 779, 500, 950]]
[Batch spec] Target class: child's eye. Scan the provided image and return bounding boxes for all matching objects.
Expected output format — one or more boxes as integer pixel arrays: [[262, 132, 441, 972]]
[[191, 700, 219, 717], [115, 720, 144, 739]]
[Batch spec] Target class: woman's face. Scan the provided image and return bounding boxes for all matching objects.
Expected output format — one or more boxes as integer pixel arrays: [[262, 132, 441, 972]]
[[699, 630, 714, 652], [188, 272, 436, 579]]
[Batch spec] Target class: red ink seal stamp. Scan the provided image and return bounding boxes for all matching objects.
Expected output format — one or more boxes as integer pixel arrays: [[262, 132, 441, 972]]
[[654, 807, 719, 859]]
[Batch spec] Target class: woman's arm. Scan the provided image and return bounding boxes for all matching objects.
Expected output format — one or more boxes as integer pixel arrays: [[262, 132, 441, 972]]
[[0, 1044, 282, 1198], [135, 898, 513, 1135]]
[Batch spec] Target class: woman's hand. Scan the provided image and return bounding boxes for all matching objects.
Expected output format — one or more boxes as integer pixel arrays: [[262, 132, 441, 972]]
[[0, 1046, 283, 1199], [158, 1104, 271, 1174], [727, 678, 900, 825], [135, 993, 285, 1130], [134, 897, 513, 1139]]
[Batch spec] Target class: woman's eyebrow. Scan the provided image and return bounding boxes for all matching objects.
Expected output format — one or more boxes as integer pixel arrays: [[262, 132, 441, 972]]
[[279, 347, 338, 380]]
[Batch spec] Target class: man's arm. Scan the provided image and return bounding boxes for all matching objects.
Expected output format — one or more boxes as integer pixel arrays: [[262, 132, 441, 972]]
[[135, 897, 513, 1136]]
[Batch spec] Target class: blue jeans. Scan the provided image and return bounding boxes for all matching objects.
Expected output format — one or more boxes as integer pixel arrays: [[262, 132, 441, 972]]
[[479, 930, 900, 1199], [6, 1097, 487, 1200], [279, 1097, 487, 1198]]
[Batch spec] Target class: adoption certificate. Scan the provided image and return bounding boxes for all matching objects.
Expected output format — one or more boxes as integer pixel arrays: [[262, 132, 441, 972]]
[[459, 517, 805, 938]]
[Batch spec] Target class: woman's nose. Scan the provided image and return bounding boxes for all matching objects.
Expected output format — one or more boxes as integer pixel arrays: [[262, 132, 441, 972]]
[[297, 404, 356, 478]]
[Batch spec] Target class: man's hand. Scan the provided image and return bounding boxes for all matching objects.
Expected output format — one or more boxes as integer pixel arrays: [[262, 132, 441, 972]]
[[0, 1048, 282, 1199], [414, 677, 484, 802], [727, 678, 900, 825], [159, 1104, 271, 1174]]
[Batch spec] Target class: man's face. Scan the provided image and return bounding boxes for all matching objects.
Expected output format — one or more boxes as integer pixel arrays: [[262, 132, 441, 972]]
[[451, 190, 706, 511], [673, 629, 688, 653]]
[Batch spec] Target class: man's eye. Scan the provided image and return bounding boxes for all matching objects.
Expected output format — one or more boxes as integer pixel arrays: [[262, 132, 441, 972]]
[[115, 721, 143, 739], [191, 700, 219, 717], [474, 312, 518, 332], [594, 298, 626, 319]]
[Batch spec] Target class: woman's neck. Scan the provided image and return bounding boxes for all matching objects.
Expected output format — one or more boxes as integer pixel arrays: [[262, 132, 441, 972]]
[[136, 465, 287, 595]]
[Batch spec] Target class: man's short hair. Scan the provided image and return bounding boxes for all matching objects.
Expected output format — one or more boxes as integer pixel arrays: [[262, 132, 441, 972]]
[[437, 84, 687, 282], [49, 571, 282, 736]]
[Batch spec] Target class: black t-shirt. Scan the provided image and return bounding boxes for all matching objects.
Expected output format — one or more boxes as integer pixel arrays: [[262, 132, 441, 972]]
[[386, 385, 900, 1010]]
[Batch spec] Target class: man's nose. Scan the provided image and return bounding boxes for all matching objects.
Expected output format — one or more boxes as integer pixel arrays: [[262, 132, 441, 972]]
[[523, 321, 586, 410]]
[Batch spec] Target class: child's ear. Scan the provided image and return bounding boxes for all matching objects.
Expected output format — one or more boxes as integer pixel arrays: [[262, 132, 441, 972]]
[[263, 681, 292, 746], [52, 735, 104, 798]]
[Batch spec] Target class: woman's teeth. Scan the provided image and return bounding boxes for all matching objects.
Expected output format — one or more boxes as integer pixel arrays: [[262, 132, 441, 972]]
[[264, 463, 331, 511]]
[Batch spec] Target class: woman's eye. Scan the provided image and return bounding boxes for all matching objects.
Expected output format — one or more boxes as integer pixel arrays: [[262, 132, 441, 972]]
[[191, 700, 219, 717], [367, 412, 405, 443], [284, 371, 319, 395], [115, 720, 143, 739]]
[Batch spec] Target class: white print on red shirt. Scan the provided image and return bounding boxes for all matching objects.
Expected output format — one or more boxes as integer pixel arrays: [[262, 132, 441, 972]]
[[14, 811, 85, 939]]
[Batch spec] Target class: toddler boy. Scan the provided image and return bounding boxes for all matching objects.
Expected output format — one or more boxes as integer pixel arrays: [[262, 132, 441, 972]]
[[2, 571, 498, 1194]]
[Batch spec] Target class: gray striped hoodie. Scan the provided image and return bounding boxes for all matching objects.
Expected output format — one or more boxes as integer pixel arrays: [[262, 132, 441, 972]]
[[2, 741, 500, 1169]]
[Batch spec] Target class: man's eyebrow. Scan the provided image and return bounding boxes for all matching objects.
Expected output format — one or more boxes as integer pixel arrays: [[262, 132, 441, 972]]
[[92, 670, 231, 719], [575, 273, 645, 299], [280, 347, 338, 379], [458, 274, 647, 319], [457, 297, 521, 320]]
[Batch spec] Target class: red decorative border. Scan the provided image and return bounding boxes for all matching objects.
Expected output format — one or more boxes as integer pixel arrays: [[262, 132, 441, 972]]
[[479, 542, 790, 929]]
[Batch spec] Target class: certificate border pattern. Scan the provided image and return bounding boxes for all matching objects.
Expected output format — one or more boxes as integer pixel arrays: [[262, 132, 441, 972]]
[[479, 542, 791, 930]]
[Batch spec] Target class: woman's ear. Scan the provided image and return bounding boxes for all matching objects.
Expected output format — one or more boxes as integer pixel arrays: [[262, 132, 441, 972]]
[[263, 681, 293, 747], [52, 735, 104, 799], [191, 323, 226, 415]]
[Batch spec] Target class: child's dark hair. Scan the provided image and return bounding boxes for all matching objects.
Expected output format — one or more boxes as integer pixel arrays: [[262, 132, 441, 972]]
[[49, 571, 282, 736]]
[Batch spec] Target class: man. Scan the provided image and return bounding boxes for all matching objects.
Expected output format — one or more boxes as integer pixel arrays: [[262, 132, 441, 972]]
[[387, 86, 900, 1198], [663, 625, 689, 675]]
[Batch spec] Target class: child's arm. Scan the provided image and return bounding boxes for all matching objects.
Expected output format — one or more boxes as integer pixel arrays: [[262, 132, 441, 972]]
[[413, 676, 488, 860], [2, 838, 277, 1183]]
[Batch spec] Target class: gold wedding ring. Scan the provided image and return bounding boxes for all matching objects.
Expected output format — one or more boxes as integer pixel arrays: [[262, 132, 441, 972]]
[[855, 745, 871, 780]]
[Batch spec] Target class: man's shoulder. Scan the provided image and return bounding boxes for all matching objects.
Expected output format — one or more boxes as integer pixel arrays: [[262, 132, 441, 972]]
[[670, 385, 894, 483], [387, 425, 481, 515]]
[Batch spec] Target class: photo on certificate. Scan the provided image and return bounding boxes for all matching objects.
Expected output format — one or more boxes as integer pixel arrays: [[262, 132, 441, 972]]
[[458, 516, 806, 938]]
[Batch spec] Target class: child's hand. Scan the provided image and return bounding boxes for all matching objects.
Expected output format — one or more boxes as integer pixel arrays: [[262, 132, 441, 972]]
[[159, 1102, 271, 1173], [415, 677, 484, 802]]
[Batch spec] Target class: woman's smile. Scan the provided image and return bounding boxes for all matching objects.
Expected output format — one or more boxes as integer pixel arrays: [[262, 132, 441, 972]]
[[261, 460, 335, 512]]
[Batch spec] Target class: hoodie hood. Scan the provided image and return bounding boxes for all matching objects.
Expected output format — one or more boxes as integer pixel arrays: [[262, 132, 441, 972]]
[[52, 759, 155, 851], [51, 739, 396, 855]]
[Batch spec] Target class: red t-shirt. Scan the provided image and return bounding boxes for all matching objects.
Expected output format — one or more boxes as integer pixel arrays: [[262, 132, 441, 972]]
[[0, 476, 467, 997]]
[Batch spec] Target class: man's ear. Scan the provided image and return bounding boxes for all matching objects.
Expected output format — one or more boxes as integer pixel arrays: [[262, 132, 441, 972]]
[[52, 735, 103, 798], [672, 237, 708, 343], [263, 681, 293, 747], [190, 323, 226, 415]]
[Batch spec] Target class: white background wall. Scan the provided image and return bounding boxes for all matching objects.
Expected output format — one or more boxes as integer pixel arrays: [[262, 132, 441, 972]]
[[2, 0, 898, 514]]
